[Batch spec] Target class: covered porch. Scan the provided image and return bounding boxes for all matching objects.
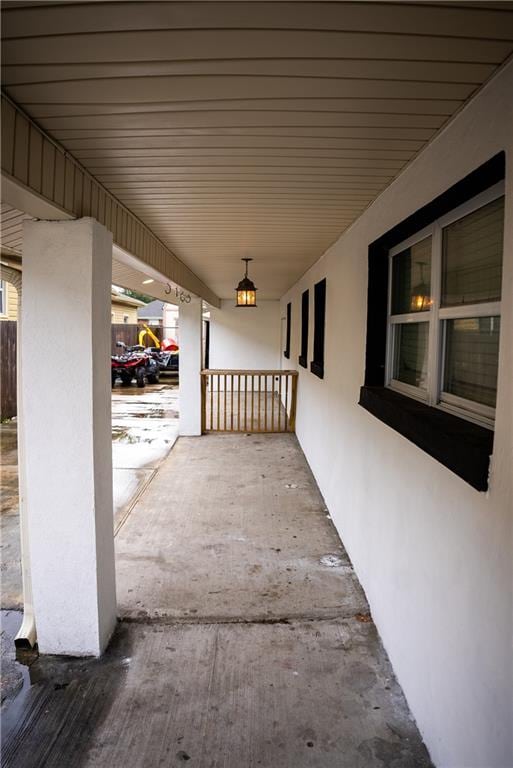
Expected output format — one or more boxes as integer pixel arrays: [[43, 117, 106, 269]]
[[2, 432, 431, 767], [1, 3, 513, 767]]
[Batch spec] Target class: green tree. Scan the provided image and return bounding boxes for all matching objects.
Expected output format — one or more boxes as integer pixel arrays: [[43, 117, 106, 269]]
[[121, 288, 153, 303]]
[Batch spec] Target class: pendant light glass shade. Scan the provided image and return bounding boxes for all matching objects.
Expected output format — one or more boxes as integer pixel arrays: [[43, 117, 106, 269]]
[[236, 258, 257, 307]]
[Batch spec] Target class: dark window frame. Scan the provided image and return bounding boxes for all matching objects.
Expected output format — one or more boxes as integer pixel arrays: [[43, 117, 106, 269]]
[[203, 319, 210, 370], [284, 301, 291, 359], [359, 152, 505, 491], [299, 289, 309, 368], [311, 278, 326, 379]]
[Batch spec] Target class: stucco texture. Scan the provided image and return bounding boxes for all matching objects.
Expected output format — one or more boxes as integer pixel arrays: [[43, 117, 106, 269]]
[[280, 62, 513, 768]]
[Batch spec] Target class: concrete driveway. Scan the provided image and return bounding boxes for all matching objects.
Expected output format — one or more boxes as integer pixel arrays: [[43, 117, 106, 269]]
[[1, 380, 179, 708], [1, 381, 179, 612], [111, 381, 179, 532]]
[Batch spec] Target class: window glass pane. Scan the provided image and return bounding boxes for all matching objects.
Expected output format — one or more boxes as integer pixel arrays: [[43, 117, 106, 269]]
[[441, 196, 504, 307], [393, 322, 429, 389], [311, 279, 326, 379], [284, 301, 291, 359], [299, 289, 309, 365], [443, 317, 500, 408], [391, 237, 432, 314]]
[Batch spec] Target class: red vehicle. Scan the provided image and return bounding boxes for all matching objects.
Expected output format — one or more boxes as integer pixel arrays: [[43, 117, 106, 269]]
[[111, 342, 160, 388]]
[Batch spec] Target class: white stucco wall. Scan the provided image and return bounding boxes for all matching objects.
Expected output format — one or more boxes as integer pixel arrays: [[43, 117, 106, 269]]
[[209, 299, 281, 371], [280, 63, 513, 768]]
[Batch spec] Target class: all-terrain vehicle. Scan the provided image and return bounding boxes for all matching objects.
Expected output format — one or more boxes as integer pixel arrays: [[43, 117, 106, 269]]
[[111, 342, 160, 388], [145, 337, 179, 374]]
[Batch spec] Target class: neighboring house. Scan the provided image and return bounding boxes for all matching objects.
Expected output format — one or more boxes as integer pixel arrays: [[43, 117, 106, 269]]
[[0, 281, 144, 324], [137, 299, 165, 327], [0, 279, 18, 321], [138, 300, 179, 342], [0, 254, 21, 320], [111, 288, 145, 324]]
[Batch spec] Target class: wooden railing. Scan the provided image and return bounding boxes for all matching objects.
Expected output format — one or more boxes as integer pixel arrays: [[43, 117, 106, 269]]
[[201, 370, 298, 433]]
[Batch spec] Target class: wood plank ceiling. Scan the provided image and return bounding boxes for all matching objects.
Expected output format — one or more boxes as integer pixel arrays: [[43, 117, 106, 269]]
[[2, 1, 513, 299], [0, 203, 184, 307], [0, 203, 31, 257]]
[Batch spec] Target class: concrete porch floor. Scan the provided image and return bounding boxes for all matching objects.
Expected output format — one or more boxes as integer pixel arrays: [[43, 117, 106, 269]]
[[116, 433, 366, 622], [2, 433, 433, 767]]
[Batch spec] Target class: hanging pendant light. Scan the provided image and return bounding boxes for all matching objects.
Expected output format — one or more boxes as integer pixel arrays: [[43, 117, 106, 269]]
[[235, 258, 258, 307]]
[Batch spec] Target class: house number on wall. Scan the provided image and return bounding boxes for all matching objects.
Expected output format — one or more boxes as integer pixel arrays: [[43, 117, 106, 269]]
[[164, 283, 191, 303]]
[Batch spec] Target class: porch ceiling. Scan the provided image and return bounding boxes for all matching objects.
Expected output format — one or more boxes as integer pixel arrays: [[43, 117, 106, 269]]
[[0, 203, 31, 258], [0, 203, 188, 306], [2, 2, 513, 299]]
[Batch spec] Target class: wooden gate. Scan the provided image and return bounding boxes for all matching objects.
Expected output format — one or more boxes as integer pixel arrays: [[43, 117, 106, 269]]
[[201, 370, 298, 433]]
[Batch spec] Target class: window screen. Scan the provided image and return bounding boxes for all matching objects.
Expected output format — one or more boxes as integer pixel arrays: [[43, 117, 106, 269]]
[[443, 316, 500, 408], [393, 322, 429, 389], [441, 196, 504, 307]]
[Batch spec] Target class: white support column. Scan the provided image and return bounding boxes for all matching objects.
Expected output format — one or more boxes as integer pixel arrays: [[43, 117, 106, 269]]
[[179, 297, 203, 436], [21, 218, 116, 656]]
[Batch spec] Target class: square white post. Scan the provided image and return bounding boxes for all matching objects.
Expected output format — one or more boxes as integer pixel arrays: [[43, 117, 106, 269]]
[[21, 218, 116, 656], [179, 297, 203, 436]]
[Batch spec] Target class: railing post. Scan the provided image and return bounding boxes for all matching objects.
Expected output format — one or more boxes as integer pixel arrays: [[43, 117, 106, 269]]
[[201, 373, 207, 434]]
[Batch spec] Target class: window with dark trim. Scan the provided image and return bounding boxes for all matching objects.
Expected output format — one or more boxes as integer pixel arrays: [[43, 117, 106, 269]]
[[203, 319, 210, 369], [299, 289, 309, 368], [311, 278, 326, 379], [386, 189, 503, 429], [284, 302, 291, 359], [359, 152, 505, 491]]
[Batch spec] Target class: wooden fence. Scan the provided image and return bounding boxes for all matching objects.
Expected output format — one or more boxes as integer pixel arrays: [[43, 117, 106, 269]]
[[111, 324, 179, 354], [201, 369, 298, 434], [0, 323, 174, 418], [0, 321, 17, 419], [111, 323, 139, 353]]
